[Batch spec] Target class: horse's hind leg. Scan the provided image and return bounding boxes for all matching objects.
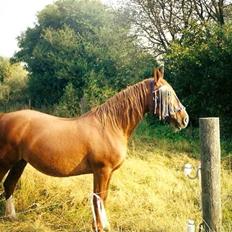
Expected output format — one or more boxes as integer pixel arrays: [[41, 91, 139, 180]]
[[3, 159, 27, 219]]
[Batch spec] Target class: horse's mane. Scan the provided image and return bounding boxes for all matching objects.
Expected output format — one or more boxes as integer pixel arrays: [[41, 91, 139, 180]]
[[89, 79, 150, 129]]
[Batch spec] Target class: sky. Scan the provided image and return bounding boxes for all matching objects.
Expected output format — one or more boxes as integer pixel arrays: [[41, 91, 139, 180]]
[[0, 0, 117, 58]]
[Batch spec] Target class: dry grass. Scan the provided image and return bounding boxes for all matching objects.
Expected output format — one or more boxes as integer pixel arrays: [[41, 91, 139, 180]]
[[0, 140, 231, 232]]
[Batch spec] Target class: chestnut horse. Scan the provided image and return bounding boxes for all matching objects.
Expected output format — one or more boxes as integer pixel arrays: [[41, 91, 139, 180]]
[[0, 68, 188, 231]]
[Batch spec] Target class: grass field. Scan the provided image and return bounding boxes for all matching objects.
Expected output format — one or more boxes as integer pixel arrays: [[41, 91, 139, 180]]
[[0, 122, 231, 232]]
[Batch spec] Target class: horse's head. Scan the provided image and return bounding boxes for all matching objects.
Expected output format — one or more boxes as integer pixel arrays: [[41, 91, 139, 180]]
[[150, 67, 189, 130]]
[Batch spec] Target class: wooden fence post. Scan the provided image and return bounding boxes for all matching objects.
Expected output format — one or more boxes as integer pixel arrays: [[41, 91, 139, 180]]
[[199, 118, 222, 232]]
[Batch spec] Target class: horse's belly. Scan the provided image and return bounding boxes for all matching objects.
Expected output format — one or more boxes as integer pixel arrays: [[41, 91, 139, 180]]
[[28, 157, 91, 177], [23, 141, 91, 177], [27, 153, 91, 177]]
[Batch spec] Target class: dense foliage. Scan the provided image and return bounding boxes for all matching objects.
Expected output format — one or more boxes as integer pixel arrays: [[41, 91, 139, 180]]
[[164, 23, 232, 135], [0, 57, 28, 111], [14, 0, 155, 114]]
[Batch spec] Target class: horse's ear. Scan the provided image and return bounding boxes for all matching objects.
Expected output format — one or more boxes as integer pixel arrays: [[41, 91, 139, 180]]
[[153, 67, 164, 83]]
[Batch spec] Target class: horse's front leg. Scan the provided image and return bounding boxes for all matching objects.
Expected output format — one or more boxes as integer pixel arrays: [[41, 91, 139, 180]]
[[92, 167, 112, 232]]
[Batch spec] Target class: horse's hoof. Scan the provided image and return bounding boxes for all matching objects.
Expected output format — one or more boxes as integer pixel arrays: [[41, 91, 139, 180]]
[[93, 227, 109, 232], [92, 222, 110, 232], [5, 195, 16, 220]]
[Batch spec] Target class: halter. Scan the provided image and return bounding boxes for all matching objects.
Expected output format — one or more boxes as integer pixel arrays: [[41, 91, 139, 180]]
[[150, 80, 185, 120]]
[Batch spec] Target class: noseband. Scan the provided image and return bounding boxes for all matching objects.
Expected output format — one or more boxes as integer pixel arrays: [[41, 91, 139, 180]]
[[150, 80, 185, 120]]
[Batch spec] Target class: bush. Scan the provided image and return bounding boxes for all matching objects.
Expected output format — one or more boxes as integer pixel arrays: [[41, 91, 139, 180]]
[[165, 23, 232, 136], [53, 83, 80, 117], [0, 58, 28, 111]]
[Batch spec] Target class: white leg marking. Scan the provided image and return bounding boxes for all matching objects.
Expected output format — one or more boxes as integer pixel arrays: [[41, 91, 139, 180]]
[[91, 193, 110, 231], [5, 195, 16, 219]]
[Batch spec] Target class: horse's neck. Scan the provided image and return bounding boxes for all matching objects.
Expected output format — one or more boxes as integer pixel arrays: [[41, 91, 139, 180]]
[[94, 80, 150, 139], [121, 102, 147, 138]]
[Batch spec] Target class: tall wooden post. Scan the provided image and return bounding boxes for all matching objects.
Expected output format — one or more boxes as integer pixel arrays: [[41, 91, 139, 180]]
[[199, 118, 221, 232]]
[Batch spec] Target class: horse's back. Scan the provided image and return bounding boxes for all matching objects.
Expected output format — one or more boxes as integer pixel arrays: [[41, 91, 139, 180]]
[[0, 110, 75, 159], [0, 109, 56, 143]]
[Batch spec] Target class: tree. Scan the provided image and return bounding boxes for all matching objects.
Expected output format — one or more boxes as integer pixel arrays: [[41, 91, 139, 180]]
[[0, 57, 28, 111], [14, 0, 155, 112], [164, 23, 232, 134], [54, 83, 80, 117], [123, 0, 232, 56], [0, 57, 11, 83]]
